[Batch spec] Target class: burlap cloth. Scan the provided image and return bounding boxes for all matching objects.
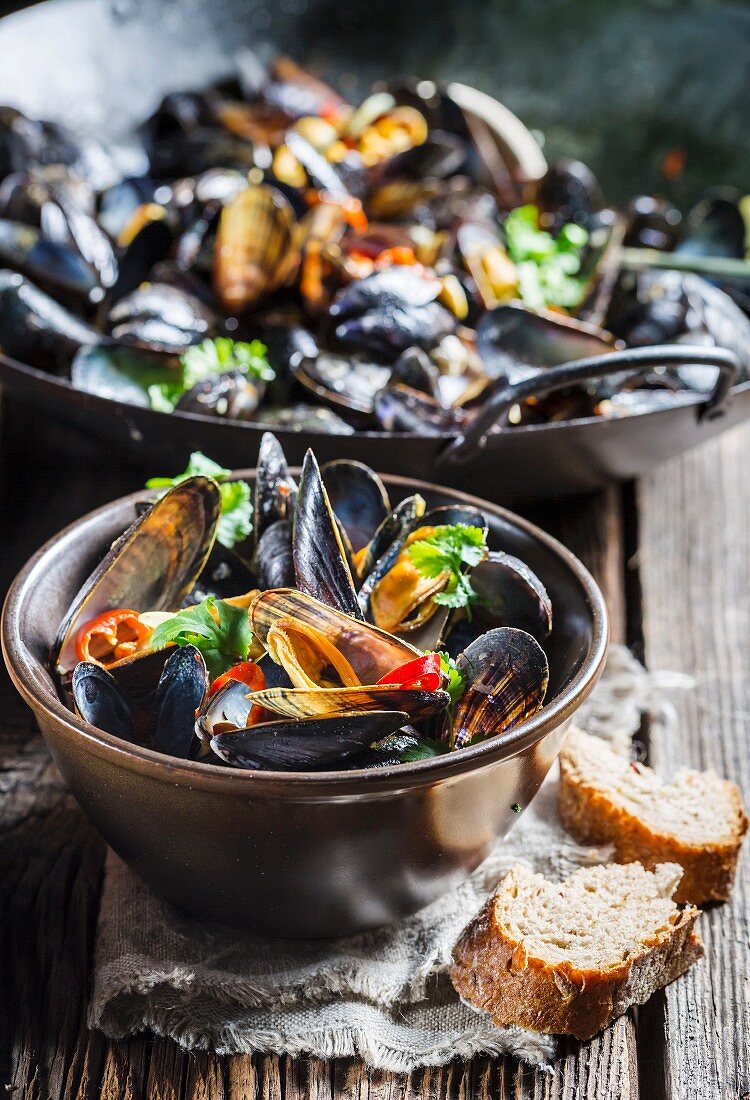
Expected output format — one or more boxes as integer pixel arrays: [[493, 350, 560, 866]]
[[89, 645, 691, 1070]]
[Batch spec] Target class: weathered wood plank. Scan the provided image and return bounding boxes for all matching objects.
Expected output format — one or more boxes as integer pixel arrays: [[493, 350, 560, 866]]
[[637, 423, 750, 1100], [0, 433, 633, 1098]]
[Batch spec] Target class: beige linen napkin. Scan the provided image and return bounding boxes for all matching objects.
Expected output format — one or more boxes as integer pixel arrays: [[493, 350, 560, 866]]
[[89, 645, 690, 1070]]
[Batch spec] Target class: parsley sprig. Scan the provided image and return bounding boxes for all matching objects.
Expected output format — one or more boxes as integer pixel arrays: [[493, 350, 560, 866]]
[[149, 596, 252, 682], [504, 204, 589, 311], [147, 337, 274, 413], [437, 651, 466, 705], [408, 524, 488, 612], [146, 452, 252, 549]]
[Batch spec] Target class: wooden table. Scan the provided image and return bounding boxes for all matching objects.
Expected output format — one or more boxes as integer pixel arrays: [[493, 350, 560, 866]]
[[0, 406, 747, 1100]]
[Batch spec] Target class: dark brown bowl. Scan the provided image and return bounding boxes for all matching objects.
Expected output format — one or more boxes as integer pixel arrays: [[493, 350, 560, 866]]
[[2, 473, 608, 938]]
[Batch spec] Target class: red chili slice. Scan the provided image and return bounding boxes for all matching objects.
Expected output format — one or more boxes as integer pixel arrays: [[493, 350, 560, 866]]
[[376, 652, 442, 693], [75, 609, 151, 666], [209, 661, 266, 698]]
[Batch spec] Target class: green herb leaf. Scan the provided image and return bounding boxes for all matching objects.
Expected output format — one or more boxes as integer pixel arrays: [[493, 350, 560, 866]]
[[504, 204, 589, 310], [149, 596, 252, 682], [437, 651, 466, 706], [399, 736, 447, 763], [143, 338, 274, 413], [408, 524, 487, 613], [146, 451, 252, 549], [181, 337, 275, 388]]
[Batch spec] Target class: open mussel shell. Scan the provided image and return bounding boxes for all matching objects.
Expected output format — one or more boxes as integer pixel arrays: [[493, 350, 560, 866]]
[[249, 588, 421, 684], [469, 551, 552, 641], [356, 493, 426, 582], [176, 369, 266, 420], [475, 303, 617, 388], [449, 627, 548, 750], [213, 183, 299, 311], [358, 504, 487, 629], [53, 477, 221, 674], [293, 449, 362, 619], [71, 342, 180, 408], [373, 383, 469, 436], [292, 351, 392, 418], [253, 430, 298, 544], [321, 459, 391, 554], [210, 710, 409, 772], [247, 685, 448, 723]]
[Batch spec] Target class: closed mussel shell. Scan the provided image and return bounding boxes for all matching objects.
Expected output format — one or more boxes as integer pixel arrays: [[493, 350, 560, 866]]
[[72, 662, 134, 741], [213, 183, 299, 311], [152, 645, 208, 758], [449, 627, 548, 750], [211, 710, 410, 771]]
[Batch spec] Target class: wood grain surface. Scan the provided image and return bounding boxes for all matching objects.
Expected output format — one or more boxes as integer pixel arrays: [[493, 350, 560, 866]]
[[0, 407, 746, 1098]]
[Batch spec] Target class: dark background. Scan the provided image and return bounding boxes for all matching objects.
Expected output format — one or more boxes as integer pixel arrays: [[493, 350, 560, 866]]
[[0, 0, 748, 205]]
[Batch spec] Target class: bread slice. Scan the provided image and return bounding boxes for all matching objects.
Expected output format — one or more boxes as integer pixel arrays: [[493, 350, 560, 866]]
[[559, 729, 748, 904], [450, 861, 702, 1040]]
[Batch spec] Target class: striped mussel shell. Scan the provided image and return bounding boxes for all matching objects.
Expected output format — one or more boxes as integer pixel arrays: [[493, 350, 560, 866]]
[[448, 627, 548, 750], [213, 184, 300, 310]]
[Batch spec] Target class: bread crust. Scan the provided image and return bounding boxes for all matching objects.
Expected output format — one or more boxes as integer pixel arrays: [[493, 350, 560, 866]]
[[558, 733, 748, 904], [450, 867, 703, 1041]]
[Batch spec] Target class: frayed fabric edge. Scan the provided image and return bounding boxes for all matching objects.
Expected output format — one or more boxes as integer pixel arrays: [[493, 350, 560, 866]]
[[89, 1000, 556, 1072]]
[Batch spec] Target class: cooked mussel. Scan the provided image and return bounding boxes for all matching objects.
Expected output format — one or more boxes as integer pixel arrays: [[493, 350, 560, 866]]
[[73, 643, 208, 758], [355, 493, 426, 581], [475, 302, 617, 387], [255, 519, 295, 589], [108, 283, 216, 354], [210, 710, 409, 771], [249, 588, 421, 683], [54, 476, 221, 674], [292, 350, 391, 417], [469, 551, 552, 641], [213, 183, 299, 310], [358, 505, 487, 636], [0, 269, 97, 370], [447, 627, 548, 750], [321, 459, 391, 553], [253, 430, 298, 542], [292, 449, 362, 618]]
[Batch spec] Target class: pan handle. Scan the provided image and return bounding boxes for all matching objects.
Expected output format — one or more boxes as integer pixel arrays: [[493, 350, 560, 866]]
[[439, 345, 740, 468]]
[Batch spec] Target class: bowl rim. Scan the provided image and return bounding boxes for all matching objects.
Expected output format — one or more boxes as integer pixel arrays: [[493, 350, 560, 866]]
[[3, 348, 749, 444], [2, 470, 609, 794]]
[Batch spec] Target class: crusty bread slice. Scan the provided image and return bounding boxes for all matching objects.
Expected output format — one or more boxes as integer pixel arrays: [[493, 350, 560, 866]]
[[451, 862, 702, 1040], [559, 729, 748, 904]]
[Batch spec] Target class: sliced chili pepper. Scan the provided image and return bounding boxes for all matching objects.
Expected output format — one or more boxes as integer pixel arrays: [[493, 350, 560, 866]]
[[376, 652, 442, 693], [209, 660, 266, 698], [75, 609, 152, 666]]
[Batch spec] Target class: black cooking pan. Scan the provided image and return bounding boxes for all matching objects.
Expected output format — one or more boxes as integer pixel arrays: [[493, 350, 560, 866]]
[[0, 0, 748, 504]]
